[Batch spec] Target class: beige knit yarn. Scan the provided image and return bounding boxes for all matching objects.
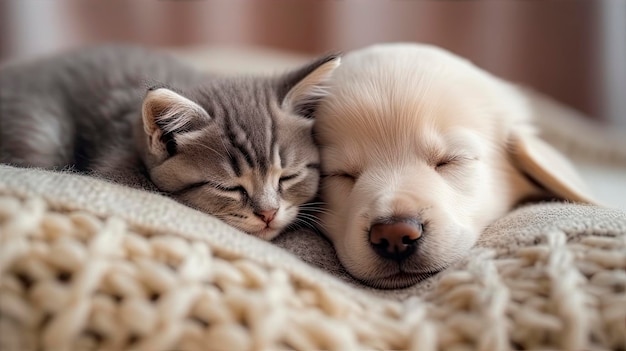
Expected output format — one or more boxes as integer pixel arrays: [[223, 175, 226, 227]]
[[1, 165, 625, 350]]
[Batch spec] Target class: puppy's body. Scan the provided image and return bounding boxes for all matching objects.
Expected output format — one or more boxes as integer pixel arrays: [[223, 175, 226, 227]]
[[315, 44, 593, 288]]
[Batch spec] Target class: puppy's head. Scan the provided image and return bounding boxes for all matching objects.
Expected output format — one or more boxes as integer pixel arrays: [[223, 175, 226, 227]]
[[314, 44, 594, 289]]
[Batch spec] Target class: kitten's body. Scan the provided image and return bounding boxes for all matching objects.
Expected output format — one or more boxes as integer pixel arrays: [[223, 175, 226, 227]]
[[1, 46, 196, 188], [0, 45, 339, 239]]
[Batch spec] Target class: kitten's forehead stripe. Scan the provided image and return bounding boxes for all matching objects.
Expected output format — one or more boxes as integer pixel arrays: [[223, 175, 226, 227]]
[[251, 85, 269, 174], [209, 98, 241, 177], [212, 80, 281, 177], [279, 148, 287, 169], [266, 90, 278, 169], [228, 153, 242, 177], [268, 87, 281, 170], [198, 78, 304, 179], [273, 145, 282, 169], [269, 115, 278, 164], [306, 163, 320, 170], [224, 95, 257, 173]]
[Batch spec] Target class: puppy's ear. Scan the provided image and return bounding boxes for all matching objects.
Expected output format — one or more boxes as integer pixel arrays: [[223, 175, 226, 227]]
[[279, 53, 341, 118], [142, 87, 210, 158], [508, 130, 596, 204]]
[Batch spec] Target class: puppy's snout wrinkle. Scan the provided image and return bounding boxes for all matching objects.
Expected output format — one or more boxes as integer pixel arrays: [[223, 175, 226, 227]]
[[369, 219, 422, 262]]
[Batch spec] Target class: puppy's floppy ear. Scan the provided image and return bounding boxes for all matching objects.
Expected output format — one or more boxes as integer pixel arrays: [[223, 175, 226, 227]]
[[279, 53, 341, 118], [508, 130, 596, 204], [142, 87, 210, 157]]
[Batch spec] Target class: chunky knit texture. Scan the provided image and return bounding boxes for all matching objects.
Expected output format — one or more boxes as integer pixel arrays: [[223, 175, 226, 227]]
[[1, 164, 625, 351]]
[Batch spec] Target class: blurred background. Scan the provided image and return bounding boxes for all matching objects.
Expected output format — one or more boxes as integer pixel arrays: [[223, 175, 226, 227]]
[[1, 0, 625, 128]]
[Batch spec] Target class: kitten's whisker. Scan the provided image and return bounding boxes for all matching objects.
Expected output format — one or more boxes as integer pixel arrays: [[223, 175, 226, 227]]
[[300, 208, 332, 215], [295, 213, 327, 231], [291, 218, 319, 232], [217, 135, 232, 158], [184, 140, 222, 155], [299, 204, 327, 209], [298, 202, 327, 208], [289, 210, 327, 231], [299, 203, 331, 211], [299, 206, 335, 216]]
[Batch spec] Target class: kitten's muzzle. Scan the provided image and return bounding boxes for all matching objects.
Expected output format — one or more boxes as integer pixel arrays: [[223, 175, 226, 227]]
[[369, 218, 423, 262]]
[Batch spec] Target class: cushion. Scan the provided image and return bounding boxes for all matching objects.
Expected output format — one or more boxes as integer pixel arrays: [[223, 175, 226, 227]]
[[1, 164, 625, 350]]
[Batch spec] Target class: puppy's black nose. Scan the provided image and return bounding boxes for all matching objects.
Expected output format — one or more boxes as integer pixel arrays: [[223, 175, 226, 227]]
[[369, 219, 422, 261]]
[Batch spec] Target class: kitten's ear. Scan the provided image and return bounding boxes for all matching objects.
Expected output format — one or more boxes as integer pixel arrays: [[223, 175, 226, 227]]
[[142, 87, 210, 156], [279, 53, 341, 118]]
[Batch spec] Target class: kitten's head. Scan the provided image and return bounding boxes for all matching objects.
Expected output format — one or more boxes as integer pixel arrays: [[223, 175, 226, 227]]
[[137, 54, 340, 240]]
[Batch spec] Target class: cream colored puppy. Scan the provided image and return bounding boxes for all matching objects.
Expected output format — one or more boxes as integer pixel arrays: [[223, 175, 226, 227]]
[[314, 43, 595, 289]]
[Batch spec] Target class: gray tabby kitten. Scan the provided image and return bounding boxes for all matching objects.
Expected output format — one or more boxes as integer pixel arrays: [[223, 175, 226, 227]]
[[0, 45, 340, 240]]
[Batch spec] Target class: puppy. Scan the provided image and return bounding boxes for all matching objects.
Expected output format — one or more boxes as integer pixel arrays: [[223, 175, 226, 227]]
[[314, 43, 595, 289]]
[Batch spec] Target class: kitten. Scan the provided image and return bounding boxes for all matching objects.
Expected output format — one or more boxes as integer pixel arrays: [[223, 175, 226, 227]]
[[0, 45, 340, 240]]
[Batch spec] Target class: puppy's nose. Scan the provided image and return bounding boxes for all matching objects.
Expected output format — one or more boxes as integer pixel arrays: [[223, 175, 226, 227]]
[[369, 219, 422, 261], [254, 208, 278, 224]]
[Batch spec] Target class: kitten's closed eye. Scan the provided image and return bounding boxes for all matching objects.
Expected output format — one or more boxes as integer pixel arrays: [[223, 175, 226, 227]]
[[278, 172, 302, 193], [279, 173, 299, 183], [217, 185, 249, 198], [172, 180, 249, 199], [171, 181, 209, 195]]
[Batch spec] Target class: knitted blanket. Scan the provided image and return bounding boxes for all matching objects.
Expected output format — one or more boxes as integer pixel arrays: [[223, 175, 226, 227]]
[[1, 164, 625, 351]]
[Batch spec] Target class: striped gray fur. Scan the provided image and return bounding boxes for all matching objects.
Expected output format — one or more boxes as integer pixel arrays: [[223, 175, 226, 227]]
[[0, 45, 340, 239]]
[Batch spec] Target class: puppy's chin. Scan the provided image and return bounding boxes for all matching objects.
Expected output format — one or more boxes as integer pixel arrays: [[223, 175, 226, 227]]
[[359, 271, 439, 290]]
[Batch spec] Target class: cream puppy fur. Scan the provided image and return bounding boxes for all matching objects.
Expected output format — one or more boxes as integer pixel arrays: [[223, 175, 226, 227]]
[[314, 43, 595, 289]]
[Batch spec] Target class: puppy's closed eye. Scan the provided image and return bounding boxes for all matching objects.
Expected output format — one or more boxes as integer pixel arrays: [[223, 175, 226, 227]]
[[434, 155, 476, 171], [323, 172, 358, 182], [435, 159, 454, 169]]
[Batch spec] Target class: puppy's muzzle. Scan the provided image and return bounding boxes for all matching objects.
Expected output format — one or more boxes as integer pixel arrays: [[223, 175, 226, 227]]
[[369, 218, 423, 261]]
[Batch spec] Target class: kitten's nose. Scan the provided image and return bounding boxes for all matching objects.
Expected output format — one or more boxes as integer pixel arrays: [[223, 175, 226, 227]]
[[369, 218, 422, 262], [254, 208, 278, 224]]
